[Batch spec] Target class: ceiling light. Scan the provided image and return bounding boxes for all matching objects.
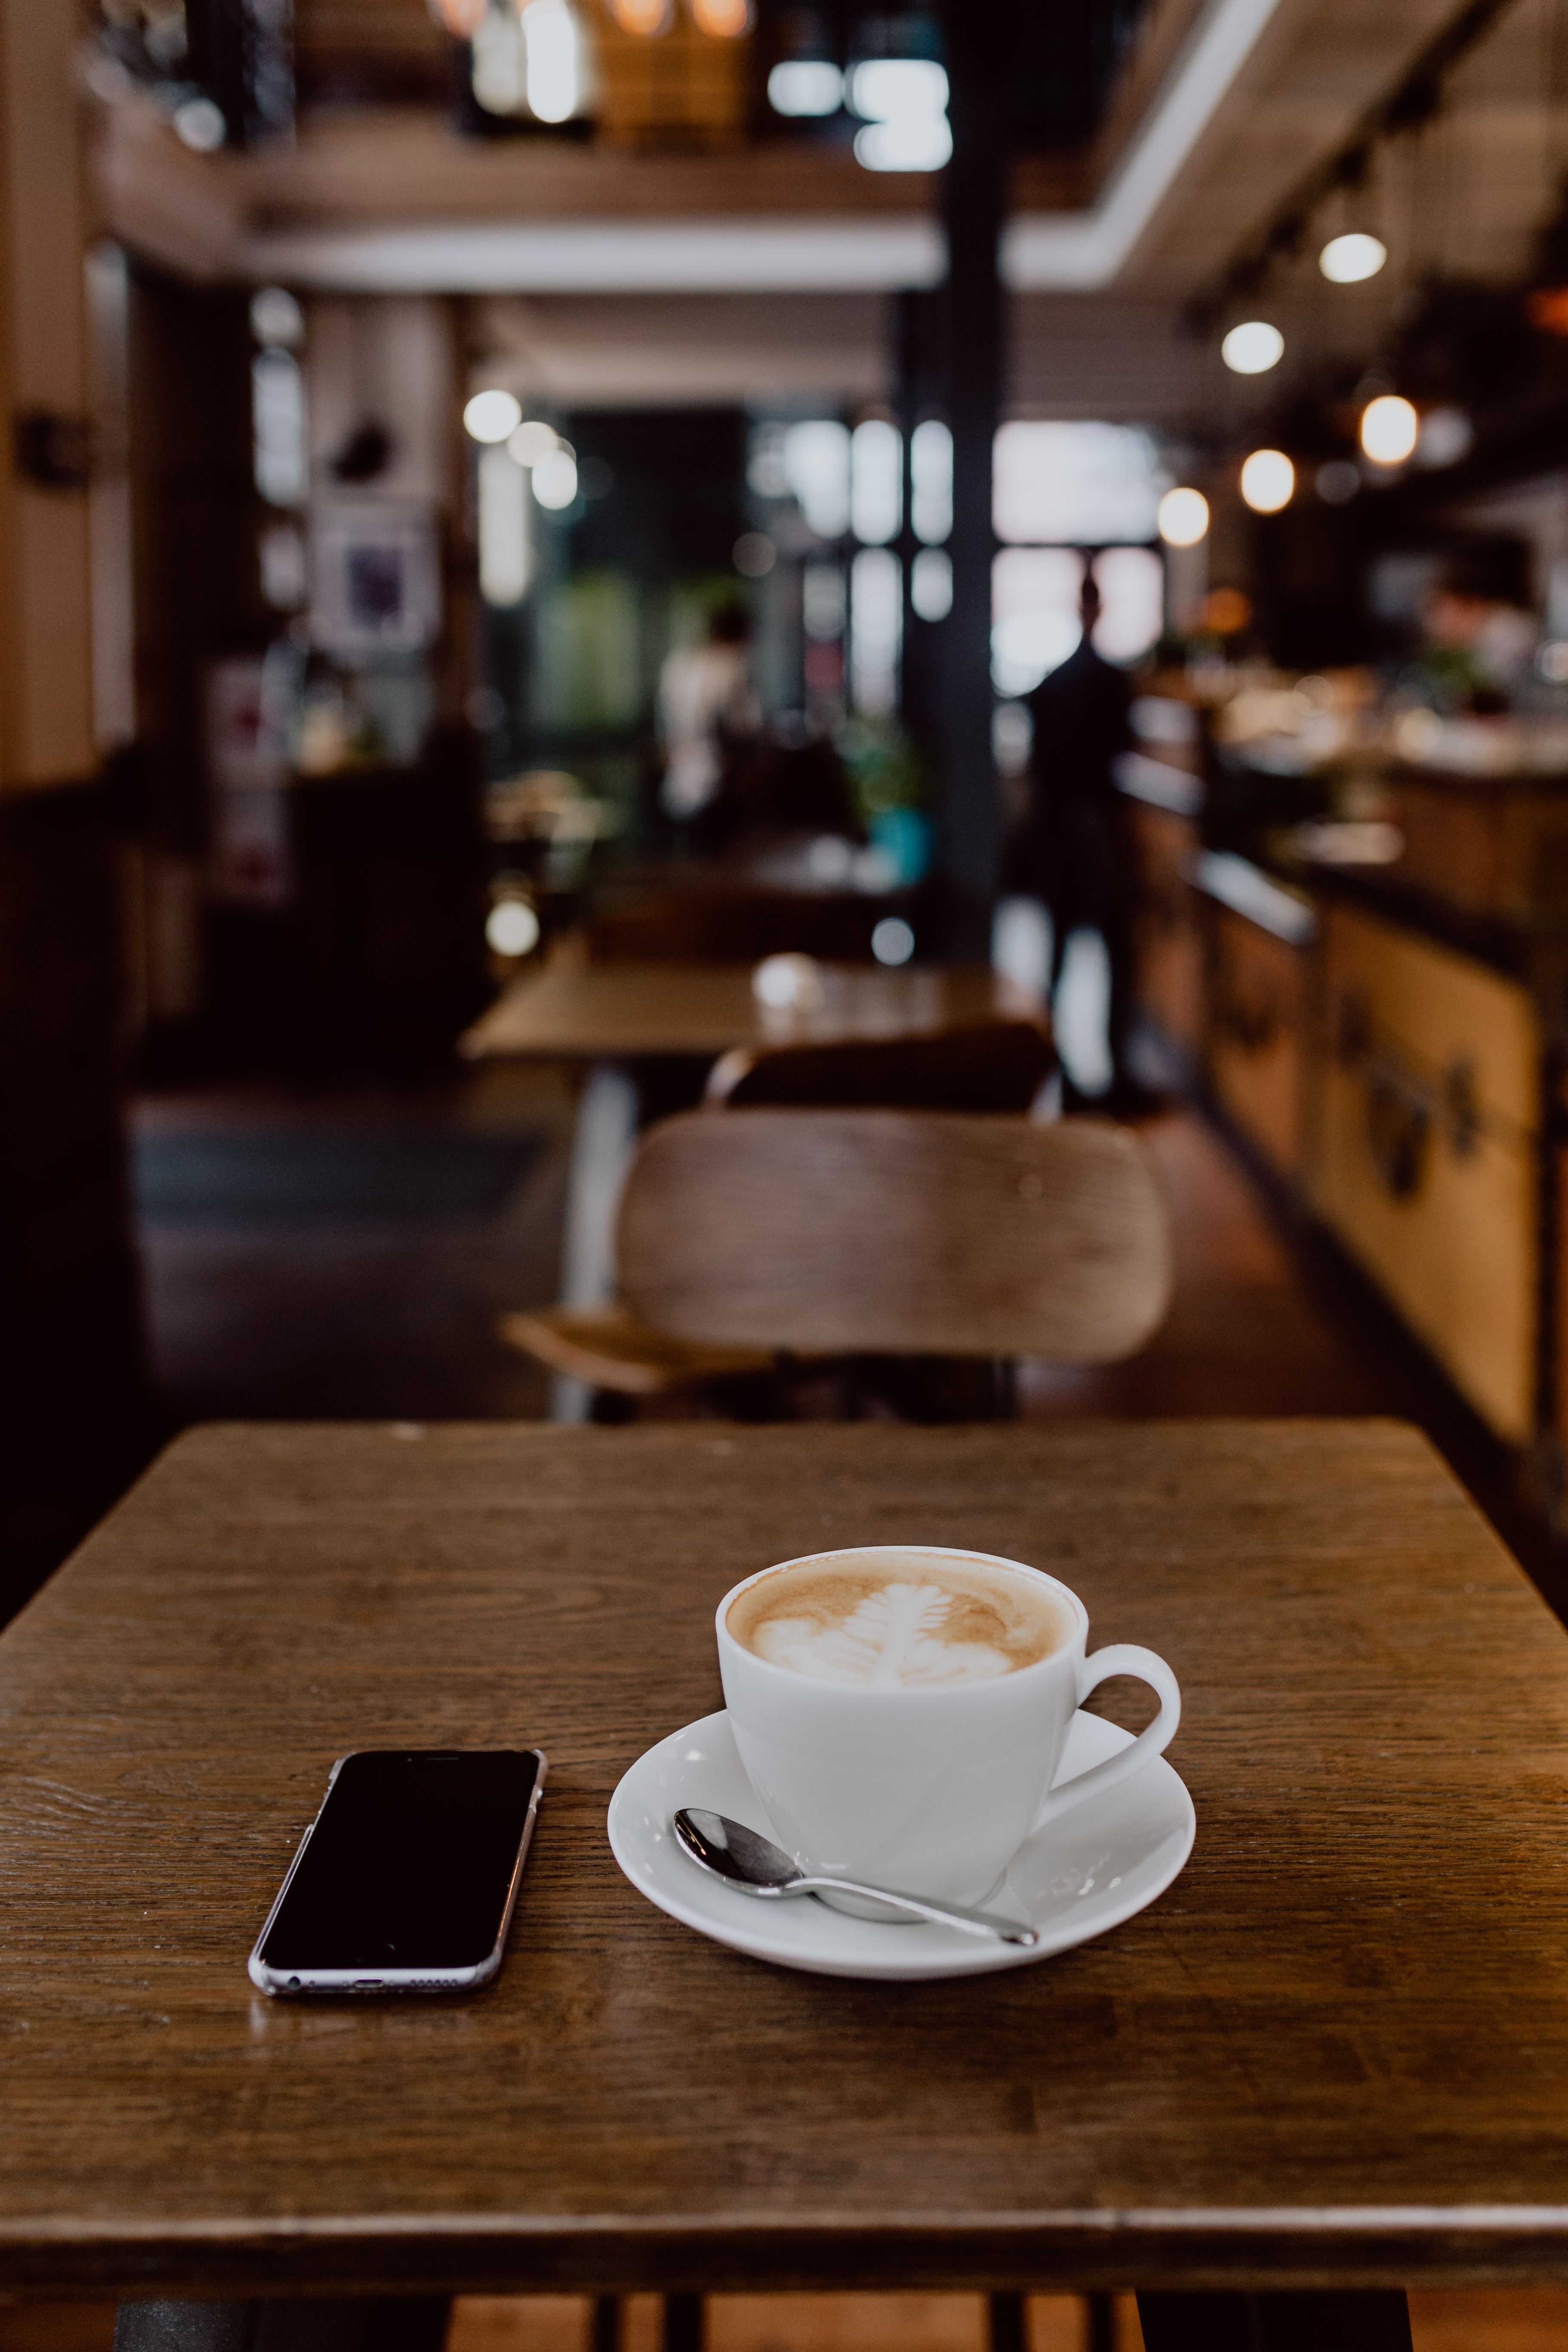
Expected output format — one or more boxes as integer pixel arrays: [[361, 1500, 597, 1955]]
[[1158, 487, 1209, 547], [1360, 394, 1418, 466], [508, 419, 560, 466], [531, 446, 579, 508], [691, 0, 752, 33], [1319, 233, 1387, 284], [1221, 320, 1283, 375], [1239, 449, 1294, 513], [464, 389, 522, 444], [767, 60, 843, 115], [608, 0, 671, 30]]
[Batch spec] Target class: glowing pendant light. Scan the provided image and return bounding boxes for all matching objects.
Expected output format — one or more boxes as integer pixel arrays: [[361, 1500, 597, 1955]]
[[1360, 395, 1418, 466], [691, 0, 752, 31], [607, 0, 671, 32]]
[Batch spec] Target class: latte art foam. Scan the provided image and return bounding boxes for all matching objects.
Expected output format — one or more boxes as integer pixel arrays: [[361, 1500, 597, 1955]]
[[727, 1552, 1072, 1688]]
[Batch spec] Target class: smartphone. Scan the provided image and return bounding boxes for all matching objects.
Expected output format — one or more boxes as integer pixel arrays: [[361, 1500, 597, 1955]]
[[248, 1747, 546, 1996]]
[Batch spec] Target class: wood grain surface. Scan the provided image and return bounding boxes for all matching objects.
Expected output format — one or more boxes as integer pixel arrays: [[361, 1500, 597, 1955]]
[[618, 1114, 1173, 1361], [705, 1021, 1053, 1114], [4, 1422, 1568, 2301], [459, 965, 1034, 1063]]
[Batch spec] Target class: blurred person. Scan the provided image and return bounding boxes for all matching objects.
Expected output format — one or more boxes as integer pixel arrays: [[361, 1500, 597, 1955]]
[[657, 600, 761, 848], [1013, 567, 1147, 1110], [1408, 562, 1536, 714]]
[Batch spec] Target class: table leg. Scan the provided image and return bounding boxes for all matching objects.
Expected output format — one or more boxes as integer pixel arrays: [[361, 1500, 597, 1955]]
[[1136, 2292, 1412, 2352], [988, 2293, 1026, 2352], [113, 2300, 452, 2352], [660, 2293, 704, 2352], [551, 1062, 640, 1424]]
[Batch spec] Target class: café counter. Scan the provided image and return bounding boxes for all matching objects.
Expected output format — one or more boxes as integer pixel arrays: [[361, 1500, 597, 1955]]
[[1119, 747, 1568, 1479]]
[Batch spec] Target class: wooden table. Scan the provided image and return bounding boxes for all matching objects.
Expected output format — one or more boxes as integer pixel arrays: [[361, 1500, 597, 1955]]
[[6, 1420, 1568, 2323], [459, 961, 1036, 1063]]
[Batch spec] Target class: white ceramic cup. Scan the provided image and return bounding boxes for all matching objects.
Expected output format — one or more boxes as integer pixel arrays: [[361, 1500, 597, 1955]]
[[716, 1544, 1181, 1913]]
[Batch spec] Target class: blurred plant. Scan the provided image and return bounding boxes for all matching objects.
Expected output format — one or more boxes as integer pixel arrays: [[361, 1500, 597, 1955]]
[[834, 714, 929, 821]]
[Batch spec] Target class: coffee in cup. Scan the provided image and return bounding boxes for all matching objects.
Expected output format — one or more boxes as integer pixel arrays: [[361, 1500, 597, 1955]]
[[726, 1552, 1075, 1687], [717, 1545, 1180, 1916]]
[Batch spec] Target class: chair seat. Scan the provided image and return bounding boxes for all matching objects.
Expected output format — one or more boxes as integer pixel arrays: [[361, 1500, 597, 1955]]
[[498, 1304, 775, 1396]]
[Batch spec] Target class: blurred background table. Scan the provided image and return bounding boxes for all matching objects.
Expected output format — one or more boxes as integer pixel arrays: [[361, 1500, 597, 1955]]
[[461, 961, 1041, 1065]]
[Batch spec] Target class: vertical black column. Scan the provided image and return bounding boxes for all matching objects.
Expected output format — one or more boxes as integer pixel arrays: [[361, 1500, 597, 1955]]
[[893, 287, 941, 758], [185, 0, 294, 147], [937, 1, 1010, 959]]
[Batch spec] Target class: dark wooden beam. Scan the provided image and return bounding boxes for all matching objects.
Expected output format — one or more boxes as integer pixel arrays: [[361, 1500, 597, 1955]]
[[937, 1, 1011, 956]]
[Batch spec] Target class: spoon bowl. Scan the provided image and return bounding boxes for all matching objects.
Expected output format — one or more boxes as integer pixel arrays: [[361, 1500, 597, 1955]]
[[672, 1807, 1038, 1945]]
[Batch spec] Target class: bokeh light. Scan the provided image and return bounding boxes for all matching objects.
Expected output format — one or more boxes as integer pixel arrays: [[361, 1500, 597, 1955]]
[[1319, 233, 1387, 284], [1240, 449, 1295, 512], [1158, 487, 1210, 547], [1360, 395, 1419, 465], [1221, 321, 1284, 375], [464, 389, 522, 444]]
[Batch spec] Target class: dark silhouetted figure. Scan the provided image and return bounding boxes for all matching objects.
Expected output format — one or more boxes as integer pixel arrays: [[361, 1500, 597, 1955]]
[[1016, 571, 1138, 1104]]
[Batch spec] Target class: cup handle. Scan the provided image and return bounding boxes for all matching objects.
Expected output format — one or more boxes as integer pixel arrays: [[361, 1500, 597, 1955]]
[[1029, 1644, 1181, 1833]]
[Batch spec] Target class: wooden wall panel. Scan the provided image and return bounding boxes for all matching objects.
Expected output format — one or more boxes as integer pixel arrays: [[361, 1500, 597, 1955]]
[[0, 0, 97, 790]]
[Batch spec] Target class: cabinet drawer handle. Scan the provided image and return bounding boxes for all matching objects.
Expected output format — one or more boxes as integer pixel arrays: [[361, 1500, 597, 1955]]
[[1366, 1058, 1431, 1201]]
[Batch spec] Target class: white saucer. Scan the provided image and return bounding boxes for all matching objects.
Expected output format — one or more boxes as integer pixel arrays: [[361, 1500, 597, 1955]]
[[606, 1709, 1195, 1981]]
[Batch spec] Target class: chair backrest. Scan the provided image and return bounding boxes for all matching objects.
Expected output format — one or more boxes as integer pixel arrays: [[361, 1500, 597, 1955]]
[[704, 1019, 1053, 1114], [582, 888, 894, 965], [618, 1109, 1172, 1363]]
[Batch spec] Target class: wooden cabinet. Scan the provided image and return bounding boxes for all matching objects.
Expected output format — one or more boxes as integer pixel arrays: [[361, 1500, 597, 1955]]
[[1388, 767, 1568, 918], [1306, 899, 1540, 1445], [1118, 747, 1204, 1069], [1199, 860, 1315, 1182], [1125, 796, 1204, 1063]]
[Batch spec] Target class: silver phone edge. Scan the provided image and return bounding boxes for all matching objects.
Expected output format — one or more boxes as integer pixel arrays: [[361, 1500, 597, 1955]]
[[246, 1748, 548, 1997]]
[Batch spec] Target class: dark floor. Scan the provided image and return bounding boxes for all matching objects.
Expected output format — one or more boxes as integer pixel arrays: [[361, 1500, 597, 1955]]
[[132, 1063, 578, 1423]]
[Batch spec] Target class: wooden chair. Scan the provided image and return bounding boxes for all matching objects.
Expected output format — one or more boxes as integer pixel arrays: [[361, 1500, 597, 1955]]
[[496, 1300, 774, 1397], [580, 885, 913, 966], [704, 1017, 1052, 1112], [499, 1021, 1059, 1403], [617, 1108, 1171, 1365]]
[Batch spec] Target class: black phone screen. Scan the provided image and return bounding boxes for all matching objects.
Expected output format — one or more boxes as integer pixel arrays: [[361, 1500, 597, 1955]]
[[258, 1749, 542, 1973]]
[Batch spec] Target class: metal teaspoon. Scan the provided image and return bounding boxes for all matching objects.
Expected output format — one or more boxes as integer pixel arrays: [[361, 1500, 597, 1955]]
[[672, 1807, 1039, 1946]]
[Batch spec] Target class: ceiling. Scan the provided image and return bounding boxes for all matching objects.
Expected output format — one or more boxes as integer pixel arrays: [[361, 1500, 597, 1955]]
[[86, 0, 1568, 428]]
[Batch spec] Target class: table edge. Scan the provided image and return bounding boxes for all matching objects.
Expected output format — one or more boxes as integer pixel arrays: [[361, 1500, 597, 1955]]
[[10, 2207, 1568, 2301]]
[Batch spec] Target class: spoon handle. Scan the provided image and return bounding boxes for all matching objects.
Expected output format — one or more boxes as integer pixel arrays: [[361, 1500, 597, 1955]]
[[792, 1874, 1038, 1946]]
